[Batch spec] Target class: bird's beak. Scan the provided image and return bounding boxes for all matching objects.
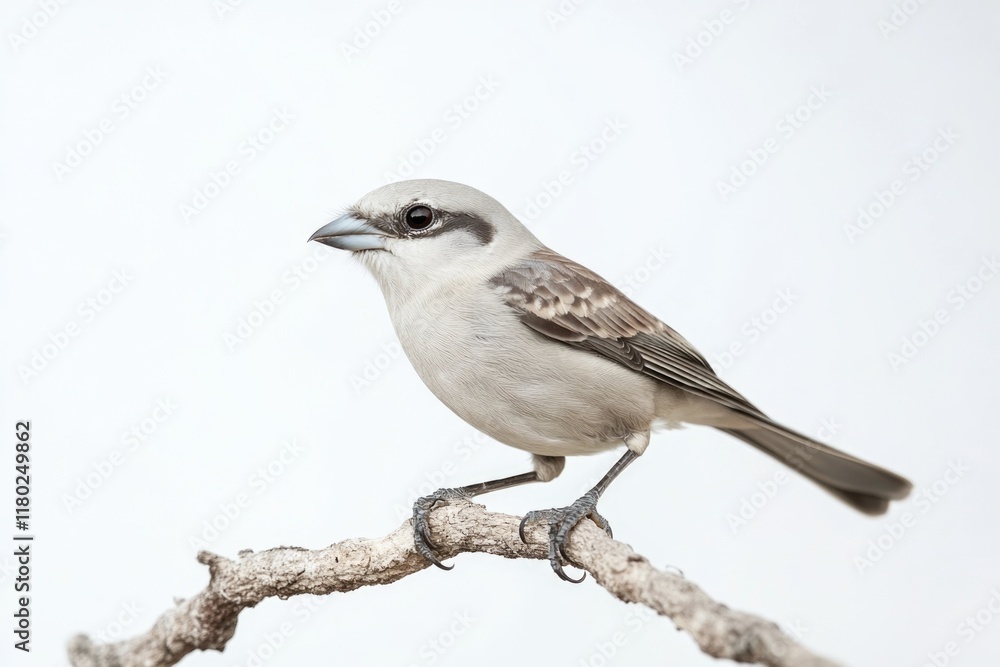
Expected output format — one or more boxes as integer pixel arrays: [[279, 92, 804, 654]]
[[308, 214, 387, 251]]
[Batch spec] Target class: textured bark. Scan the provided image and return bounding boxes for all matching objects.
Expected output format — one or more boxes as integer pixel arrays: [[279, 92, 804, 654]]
[[68, 499, 839, 667]]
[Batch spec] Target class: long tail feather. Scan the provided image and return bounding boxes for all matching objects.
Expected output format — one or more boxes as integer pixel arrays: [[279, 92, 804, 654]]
[[720, 420, 912, 515]]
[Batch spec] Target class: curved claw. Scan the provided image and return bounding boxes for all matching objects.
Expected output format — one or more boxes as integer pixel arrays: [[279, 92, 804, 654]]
[[413, 517, 452, 569], [553, 562, 587, 583], [523, 493, 612, 583], [557, 537, 573, 565], [412, 489, 468, 571], [541, 522, 583, 583], [418, 522, 438, 551], [426, 552, 455, 571], [414, 535, 454, 570], [519, 510, 549, 544]]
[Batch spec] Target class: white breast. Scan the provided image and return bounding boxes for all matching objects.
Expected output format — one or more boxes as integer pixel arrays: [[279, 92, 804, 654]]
[[386, 281, 661, 457]]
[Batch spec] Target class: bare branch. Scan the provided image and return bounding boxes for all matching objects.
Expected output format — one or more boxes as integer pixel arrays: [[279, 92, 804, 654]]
[[67, 499, 839, 667]]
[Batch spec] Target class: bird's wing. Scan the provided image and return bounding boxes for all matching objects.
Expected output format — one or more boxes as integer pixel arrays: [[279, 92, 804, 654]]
[[490, 248, 765, 418]]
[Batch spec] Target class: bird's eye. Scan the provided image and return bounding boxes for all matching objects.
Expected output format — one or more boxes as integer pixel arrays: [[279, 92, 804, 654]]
[[404, 205, 434, 230]]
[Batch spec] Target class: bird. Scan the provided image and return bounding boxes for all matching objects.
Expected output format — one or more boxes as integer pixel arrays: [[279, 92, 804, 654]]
[[309, 178, 912, 582]]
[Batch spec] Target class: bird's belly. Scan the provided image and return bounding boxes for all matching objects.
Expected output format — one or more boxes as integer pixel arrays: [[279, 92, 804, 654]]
[[395, 308, 658, 457]]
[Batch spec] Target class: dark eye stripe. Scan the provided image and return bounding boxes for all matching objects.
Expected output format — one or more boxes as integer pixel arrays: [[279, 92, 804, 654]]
[[393, 206, 496, 246], [424, 214, 495, 245]]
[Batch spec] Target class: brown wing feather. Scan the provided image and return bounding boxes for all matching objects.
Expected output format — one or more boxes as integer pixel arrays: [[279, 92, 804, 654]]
[[491, 249, 914, 509], [491, 248, 765, 418]]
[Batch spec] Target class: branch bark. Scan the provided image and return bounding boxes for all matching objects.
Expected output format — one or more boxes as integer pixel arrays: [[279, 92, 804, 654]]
[[67, 499, 839, 667]]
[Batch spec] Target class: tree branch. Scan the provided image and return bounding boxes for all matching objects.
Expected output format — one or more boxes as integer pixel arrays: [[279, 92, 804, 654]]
[[67, 499, 839, 667]]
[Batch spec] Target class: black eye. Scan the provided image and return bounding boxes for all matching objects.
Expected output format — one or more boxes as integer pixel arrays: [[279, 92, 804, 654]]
[[404, 205, 434, 230]]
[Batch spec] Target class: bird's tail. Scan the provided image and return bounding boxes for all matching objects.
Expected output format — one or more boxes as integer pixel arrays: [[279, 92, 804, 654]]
[[720, 419, 912, 515]]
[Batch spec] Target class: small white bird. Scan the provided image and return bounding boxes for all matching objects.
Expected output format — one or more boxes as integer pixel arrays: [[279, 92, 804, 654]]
[[310, 179, 912, 581]]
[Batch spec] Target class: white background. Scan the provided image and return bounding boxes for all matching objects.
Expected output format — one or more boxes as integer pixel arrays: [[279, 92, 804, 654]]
[[3, 1, 1000, 665]]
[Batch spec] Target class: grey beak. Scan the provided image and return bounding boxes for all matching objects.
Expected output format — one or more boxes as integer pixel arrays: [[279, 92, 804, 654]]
[[309, 214, 387, 251]]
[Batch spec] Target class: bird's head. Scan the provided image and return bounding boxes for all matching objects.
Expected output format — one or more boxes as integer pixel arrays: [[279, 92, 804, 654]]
[[310, 179, 541, 298]]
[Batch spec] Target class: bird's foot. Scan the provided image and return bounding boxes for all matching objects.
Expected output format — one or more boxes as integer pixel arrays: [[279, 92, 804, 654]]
[[518, 490, 612, 583], [412, 487, 471, 570]]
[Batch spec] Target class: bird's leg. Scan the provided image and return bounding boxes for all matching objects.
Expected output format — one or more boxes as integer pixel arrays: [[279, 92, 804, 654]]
[[413, 471, 541, 570], [519, 449, 639, 583]]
